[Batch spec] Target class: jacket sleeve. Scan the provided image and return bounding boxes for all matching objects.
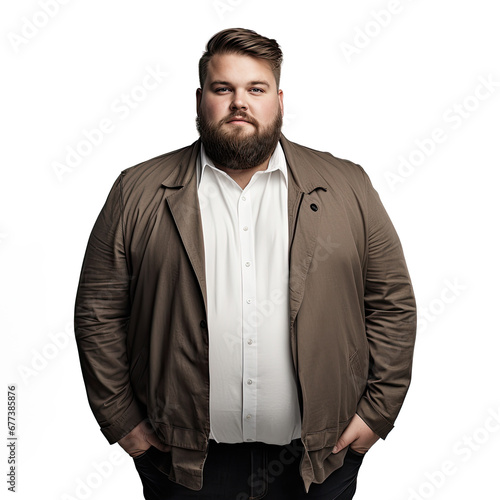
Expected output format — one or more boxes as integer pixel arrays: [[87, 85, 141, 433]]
[[355, 170, 417, 439], [74, 173, 146, 444]]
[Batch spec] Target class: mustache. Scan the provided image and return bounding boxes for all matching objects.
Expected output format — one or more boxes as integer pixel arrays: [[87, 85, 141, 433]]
[[221, 112, 256, 126]]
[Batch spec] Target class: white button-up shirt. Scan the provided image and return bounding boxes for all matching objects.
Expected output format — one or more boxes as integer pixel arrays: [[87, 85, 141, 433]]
[[197, 142, 302, 444]]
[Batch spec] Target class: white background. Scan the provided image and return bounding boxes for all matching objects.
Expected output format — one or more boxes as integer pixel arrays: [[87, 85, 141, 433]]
[[1, 1, 499, 499]]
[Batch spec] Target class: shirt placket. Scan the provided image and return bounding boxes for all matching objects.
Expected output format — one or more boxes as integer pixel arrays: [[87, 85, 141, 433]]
[[239, 190, 258, 442]]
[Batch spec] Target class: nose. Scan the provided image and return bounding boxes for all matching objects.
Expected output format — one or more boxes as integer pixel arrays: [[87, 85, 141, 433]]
[[230, 89, 248, 111]]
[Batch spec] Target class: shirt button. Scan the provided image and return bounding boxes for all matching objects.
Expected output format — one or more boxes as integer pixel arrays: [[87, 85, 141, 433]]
[[246, 414, 252, 420], [246, 438, 252, 441], [246, 299, 252, 304], [247, 339, 253, 345], [243, 226, 248, 231], [247, 379, 253, 385], [245, 261, 251, 267], [242, 196, 246, 201]]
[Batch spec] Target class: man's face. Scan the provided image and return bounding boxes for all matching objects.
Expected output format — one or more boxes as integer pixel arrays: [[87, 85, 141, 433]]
[[196, 53, 284, 170]]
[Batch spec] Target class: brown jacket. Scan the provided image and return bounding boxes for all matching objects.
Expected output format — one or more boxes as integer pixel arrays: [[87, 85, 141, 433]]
[[74, 134, 417, 492]]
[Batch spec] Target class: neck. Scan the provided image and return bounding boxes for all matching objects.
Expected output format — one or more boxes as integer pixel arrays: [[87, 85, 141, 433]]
[[213, 157, 271, 190]]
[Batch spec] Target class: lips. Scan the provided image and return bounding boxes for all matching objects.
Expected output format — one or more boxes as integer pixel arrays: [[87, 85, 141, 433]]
[[226, 115, 252, 124]]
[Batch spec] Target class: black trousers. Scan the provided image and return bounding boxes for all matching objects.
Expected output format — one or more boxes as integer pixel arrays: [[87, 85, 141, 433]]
[[133, 438, 365, 499]]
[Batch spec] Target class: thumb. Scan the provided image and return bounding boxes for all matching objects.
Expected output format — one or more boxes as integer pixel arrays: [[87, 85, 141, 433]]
[[148, 433, 172, 453], [140, 419, 172, 453], [332, 428, 355, 454]]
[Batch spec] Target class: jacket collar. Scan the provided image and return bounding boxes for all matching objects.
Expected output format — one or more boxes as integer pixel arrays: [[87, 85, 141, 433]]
[[279, 134, 328, 194], [160, 134, 328, 194]]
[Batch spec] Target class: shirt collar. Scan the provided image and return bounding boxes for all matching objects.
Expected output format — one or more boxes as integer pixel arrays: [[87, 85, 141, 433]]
[[197, 141, 288, 189]]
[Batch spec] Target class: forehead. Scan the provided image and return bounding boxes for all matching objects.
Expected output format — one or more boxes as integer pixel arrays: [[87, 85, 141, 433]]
[[206, 53, 275, 86]]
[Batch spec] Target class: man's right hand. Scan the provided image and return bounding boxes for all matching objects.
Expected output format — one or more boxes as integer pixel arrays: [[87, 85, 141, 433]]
[[118, 419, 172, 458]]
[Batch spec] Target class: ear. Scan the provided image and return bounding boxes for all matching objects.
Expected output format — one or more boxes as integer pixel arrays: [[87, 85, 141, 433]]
[[196, 88, 202, 115], [278, 89, 284, 117]]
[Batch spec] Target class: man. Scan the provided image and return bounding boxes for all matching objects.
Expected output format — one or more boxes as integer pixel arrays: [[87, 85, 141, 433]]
[[74, 28, 417, 499]]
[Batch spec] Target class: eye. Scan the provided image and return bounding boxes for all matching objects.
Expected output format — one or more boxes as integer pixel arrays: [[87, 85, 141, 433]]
[[214, 87, 231, 93], [250, 88, 264, 93]]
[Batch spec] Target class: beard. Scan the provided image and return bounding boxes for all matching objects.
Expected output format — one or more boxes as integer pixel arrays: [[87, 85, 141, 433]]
[[196, 107, 283, 170]]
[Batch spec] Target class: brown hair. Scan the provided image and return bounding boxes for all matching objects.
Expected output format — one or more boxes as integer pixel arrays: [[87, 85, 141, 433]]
[[199, 28, 283, 91]]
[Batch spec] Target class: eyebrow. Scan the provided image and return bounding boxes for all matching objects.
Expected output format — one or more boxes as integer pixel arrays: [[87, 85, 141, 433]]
[[209, 80, 271, 88]]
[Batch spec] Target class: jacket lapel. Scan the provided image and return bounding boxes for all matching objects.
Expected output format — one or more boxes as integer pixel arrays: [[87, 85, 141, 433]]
[[161, 140, 208, 311], [280, 135, 328, 327]]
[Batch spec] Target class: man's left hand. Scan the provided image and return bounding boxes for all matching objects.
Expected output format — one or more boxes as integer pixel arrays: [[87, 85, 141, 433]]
[[332, 413, 380, 455]]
